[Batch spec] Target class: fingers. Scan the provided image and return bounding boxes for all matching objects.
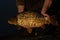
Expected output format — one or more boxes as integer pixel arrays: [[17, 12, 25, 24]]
[[41, 13, 49, 17]]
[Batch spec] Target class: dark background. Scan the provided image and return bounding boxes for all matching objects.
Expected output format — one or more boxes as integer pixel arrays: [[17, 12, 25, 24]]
[[0, 0, 18, 36], [0, 0, 60, 39]]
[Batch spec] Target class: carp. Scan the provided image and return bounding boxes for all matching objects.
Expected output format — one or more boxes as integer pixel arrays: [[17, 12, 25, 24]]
[[8, 12, 58, 33]]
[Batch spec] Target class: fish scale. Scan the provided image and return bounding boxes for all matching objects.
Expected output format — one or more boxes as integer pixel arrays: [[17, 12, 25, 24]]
[[17, 12, 47, 28], [8, 12, 58, 33]]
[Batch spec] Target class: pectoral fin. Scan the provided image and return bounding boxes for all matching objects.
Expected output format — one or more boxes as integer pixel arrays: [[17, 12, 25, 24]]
[[27, 28, 32, 33]]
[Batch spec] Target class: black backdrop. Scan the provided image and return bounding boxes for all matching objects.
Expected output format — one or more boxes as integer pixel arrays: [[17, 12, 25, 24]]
[[0, 0, 18, 36]]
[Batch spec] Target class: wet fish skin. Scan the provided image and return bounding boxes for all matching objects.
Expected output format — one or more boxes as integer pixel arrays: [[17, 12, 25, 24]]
[[8, 12, 58, 33]]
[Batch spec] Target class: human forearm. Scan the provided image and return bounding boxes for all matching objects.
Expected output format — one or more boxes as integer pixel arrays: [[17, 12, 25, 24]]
[[16, 0, 24, 13], [41, 0, 52, 13]]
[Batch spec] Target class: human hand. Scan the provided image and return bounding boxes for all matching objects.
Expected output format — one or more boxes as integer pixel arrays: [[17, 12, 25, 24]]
[[41, 11, 50, 24], [17, 5, 24, 13], [41, 11, 49, 17]]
